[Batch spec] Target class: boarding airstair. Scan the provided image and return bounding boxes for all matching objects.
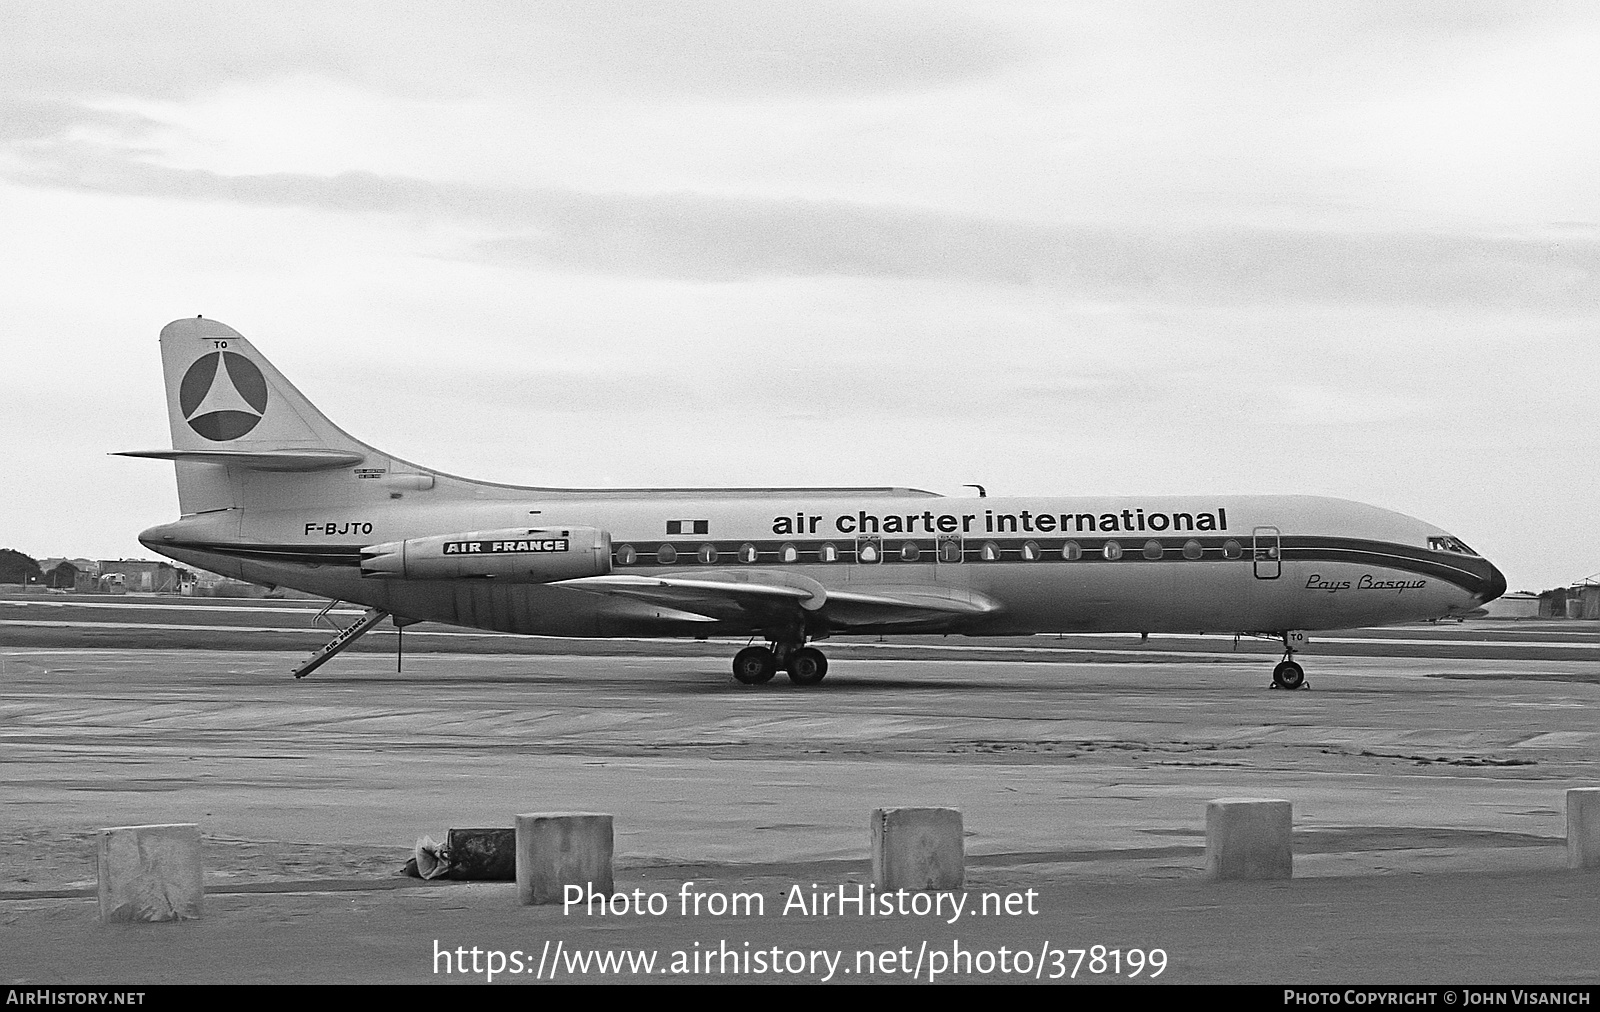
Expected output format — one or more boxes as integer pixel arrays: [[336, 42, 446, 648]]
[[291, 605, 391, 679]]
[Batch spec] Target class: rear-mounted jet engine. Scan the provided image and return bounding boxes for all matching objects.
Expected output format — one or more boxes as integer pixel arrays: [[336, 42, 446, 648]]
[[359, 527, 611, 582]]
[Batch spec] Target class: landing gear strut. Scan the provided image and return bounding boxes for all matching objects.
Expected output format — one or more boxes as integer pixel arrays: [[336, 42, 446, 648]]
[[1270, 634, 1308, 690], [731, 641, 829, 686]]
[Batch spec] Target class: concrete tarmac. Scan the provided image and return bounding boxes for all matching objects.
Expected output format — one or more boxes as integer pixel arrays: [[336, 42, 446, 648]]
[[2, 638, 1598, 984]]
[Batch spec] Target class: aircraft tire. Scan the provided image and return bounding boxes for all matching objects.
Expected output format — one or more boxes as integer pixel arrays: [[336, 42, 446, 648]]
[[733, 646, 778, 685], [1273, 660, 1305, 690], [786, 648, 828, 686]]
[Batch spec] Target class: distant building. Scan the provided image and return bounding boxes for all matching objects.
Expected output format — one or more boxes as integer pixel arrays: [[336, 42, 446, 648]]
[[1537, 580, 1600, 620], [189, 568, 237, 589], [1580, 584, 1600, 621], [1482, 592, 1539, 619], [37, 558, 99, 592], [96, 559, 192, 594], [188, 567, 268, 597], [38, 557, 98, 575], [42, 561, 79, 590]]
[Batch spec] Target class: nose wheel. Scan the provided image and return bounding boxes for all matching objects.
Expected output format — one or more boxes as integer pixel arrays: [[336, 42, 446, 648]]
[[1271, 659, 1306, 690]]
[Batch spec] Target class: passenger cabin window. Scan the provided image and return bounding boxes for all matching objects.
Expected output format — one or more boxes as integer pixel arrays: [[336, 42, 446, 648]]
[[980, 541, 1001, 561], [858, 541, 880, 563], [1103, 540, 1122, 561], [1182, 539, 1203, 560], [780, 543, 799, 564], [937, 539, 962, 563], [657, 543, 678, 565], [1142, 540, 1163, 560], [1222, 539, 1243, 560], [698, 544, 718, 564], [819, 542, 838, 562], [738, 543, 758, 563], [1021, 540, 1040, 561], [900, 542, 921, 562], [616, 544, 637, 565], [1061, 541, 1082, 561], [1428, 535, 1479, 556]]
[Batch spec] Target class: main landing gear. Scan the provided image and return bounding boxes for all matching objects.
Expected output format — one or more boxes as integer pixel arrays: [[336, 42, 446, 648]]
[[732, 642, 829, 687]]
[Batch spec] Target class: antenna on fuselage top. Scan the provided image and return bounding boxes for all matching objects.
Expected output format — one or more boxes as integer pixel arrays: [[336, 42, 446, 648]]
[[964, 484, 987, 498]]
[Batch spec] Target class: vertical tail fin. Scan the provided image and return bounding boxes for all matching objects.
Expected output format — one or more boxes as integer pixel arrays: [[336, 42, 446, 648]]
[[120, 318, 423, 515], [160, 317, 366, 454]]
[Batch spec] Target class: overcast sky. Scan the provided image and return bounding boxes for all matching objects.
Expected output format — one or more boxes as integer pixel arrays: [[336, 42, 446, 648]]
[[2, 1, 1596, 592]]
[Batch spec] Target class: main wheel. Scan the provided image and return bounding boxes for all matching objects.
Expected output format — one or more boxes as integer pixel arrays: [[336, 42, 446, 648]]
[[1272, 660, 1305, 690], [732, 646, 777, 684], [786, 647, 828, 686]]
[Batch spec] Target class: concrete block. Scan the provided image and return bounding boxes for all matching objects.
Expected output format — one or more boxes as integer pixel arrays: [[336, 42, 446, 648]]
[[97, 823, 203, 923], [871, 807, 964, 891], [1205, 798, 1292, 881], [1568, 788, 1600, 869], [516, 813, 613, 905]]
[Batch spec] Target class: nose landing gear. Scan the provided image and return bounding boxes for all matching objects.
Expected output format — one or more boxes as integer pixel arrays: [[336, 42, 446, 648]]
[[1270, 632, 1308, 690], [731, 641, 829, 686], [1272, 658, 1306, 690]]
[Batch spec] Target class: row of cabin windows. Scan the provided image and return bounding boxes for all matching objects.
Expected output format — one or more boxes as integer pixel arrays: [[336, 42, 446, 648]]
[[613, 538, 1248, 566]]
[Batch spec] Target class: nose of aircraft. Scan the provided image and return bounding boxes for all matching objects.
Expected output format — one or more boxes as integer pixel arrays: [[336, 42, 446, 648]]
[[1480, 560, 1507, 605]]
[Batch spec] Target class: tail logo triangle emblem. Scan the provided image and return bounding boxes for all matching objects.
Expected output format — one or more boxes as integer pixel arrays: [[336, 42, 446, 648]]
[[179, 351, 269, 441]]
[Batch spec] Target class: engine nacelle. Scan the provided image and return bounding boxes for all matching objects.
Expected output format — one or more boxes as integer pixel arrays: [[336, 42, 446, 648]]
[[359, 527, 611, 582]]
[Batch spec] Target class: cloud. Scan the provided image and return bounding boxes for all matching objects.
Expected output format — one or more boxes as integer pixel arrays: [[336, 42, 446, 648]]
[[1, 1, 1023, 103], [0, 99, 165, 143], [480, 202, 1600, 313], [8, 146, 1596, 311]]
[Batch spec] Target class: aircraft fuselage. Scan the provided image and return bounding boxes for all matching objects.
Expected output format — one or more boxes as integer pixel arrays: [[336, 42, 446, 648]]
[[143, 491, 1502, 640]]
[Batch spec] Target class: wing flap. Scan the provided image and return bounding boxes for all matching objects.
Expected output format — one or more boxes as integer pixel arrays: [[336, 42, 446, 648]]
[[823, 586, 1001, 629], [555, 573, 818, 623]]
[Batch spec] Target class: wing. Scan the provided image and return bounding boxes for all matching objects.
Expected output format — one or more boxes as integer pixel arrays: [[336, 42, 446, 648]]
[[555, 570, 1000, 632]]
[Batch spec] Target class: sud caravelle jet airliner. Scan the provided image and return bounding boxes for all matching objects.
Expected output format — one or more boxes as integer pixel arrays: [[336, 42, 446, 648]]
[[121, 317, 1506, 689]]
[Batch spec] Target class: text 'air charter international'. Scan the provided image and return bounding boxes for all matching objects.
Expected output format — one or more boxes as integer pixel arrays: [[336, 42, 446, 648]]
[[772, 507, 1229, 535]]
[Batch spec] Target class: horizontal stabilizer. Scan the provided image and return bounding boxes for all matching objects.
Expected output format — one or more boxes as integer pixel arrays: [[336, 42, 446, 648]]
[[114, 449, 366, 471]]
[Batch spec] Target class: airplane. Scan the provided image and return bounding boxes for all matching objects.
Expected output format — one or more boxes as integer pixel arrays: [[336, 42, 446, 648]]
[[120, 317, 1507, 689]]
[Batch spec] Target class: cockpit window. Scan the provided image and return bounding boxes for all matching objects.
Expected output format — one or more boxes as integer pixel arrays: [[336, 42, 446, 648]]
[[1427, 535, 1479, 556]]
